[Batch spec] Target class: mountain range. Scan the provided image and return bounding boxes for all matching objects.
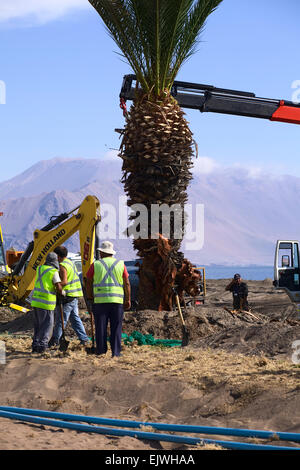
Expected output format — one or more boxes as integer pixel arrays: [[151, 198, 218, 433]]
[[1, 156, 300, 266]]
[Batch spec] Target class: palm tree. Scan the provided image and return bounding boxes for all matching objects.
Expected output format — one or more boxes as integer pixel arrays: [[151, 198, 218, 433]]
[[89, 0, 223, 310]]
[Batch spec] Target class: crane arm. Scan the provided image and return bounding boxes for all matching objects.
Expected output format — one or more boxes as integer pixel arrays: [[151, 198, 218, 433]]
[[120, 74, 300, 125]]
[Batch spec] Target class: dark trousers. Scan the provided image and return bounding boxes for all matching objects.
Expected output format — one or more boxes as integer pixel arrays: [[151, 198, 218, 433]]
[[233, 295, 249, 311], [92, 303, 124, 357], [32, 307, 54, 351]]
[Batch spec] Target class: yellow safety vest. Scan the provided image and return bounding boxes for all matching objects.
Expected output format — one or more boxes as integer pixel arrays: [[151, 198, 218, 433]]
[[31, 265, 58, 311], [60, 258, 83, 298], [93, 258, 124, 304]]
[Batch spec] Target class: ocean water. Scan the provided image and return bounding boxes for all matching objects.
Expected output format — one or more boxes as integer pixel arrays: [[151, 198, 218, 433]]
[[125, 260, 274, 281], [200, 265, 274, 281]]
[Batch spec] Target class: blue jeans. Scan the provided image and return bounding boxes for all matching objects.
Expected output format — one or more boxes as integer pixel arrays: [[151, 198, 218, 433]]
[[52, 298, 89, 344]]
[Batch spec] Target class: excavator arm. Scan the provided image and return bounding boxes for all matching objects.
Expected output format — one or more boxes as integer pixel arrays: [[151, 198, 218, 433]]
[[0, 213, 7, 276], [120, 74, 300, 125], [0, 195, 101, 307]]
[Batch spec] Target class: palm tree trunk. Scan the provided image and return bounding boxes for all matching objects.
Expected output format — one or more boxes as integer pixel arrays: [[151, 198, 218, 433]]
[[120, 93, 194, 310]]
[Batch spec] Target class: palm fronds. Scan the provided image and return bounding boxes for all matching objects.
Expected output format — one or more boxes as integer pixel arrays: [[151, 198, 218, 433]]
[[88, 0, 223, 96]]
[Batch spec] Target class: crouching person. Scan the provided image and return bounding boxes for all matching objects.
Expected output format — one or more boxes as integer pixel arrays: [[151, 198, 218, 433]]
[[30, 252, 63, 353]]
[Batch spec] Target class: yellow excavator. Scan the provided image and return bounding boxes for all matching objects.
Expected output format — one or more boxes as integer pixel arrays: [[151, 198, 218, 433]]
[[0, 195, 101, 311]]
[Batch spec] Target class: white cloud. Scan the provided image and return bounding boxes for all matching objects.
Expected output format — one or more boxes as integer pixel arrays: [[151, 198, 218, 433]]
[[243, 166, 264, 179], [191, 157, 279, 179], [102, 150, 120, 161], [230, 162, 264, 178], [229, 162, 281, 179], [0, 0, 89, 25], [192, 156, 220, 174]]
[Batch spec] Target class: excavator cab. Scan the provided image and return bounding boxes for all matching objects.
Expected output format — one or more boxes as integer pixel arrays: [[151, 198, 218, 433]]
[[5, 248, 24, 271], [274, 240, 300, 302]]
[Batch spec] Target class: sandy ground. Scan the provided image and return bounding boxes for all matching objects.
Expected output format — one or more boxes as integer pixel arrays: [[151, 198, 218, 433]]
[[0, 278, 300, 450]]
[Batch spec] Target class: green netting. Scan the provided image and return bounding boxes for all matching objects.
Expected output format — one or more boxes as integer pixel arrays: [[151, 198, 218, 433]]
[[122, 331, 182, 348], [85, 312, 182, 347]]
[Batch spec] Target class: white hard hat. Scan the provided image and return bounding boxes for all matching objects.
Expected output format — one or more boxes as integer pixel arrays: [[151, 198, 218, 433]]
[[96, 241, 116, 255]]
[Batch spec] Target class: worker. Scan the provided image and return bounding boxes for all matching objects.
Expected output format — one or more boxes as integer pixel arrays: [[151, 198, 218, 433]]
[[31, 252, 63, 353], [50, 245, 90, 347], [225, 273, 249, 311], [86, 241, 131, 357]]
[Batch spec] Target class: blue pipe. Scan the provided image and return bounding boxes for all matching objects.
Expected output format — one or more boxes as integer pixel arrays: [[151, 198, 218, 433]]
[[0, 409, 299, 451], [1, 406, 300, 443]]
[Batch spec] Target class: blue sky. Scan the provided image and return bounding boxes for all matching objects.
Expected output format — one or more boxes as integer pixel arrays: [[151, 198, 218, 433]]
[[0, 0, 299, 181]]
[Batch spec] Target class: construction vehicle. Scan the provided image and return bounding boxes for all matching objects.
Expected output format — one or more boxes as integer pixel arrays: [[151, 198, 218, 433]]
[[5, 248, 25, 272], [0, 195, 101, 310], [274, 240, 300, 304], [184, 266, 206, 306]]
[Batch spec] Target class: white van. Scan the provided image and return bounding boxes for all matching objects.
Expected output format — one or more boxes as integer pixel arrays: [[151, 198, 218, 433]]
[[68, 252, 83, 278]]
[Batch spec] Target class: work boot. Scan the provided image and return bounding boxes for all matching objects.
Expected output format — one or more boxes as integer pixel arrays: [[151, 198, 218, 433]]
[[32, 346, 45, 353], [48, 336, 57, 348]]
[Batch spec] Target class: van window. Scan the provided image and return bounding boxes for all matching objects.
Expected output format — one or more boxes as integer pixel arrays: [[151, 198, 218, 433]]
[[75, 261, 82, 274]]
